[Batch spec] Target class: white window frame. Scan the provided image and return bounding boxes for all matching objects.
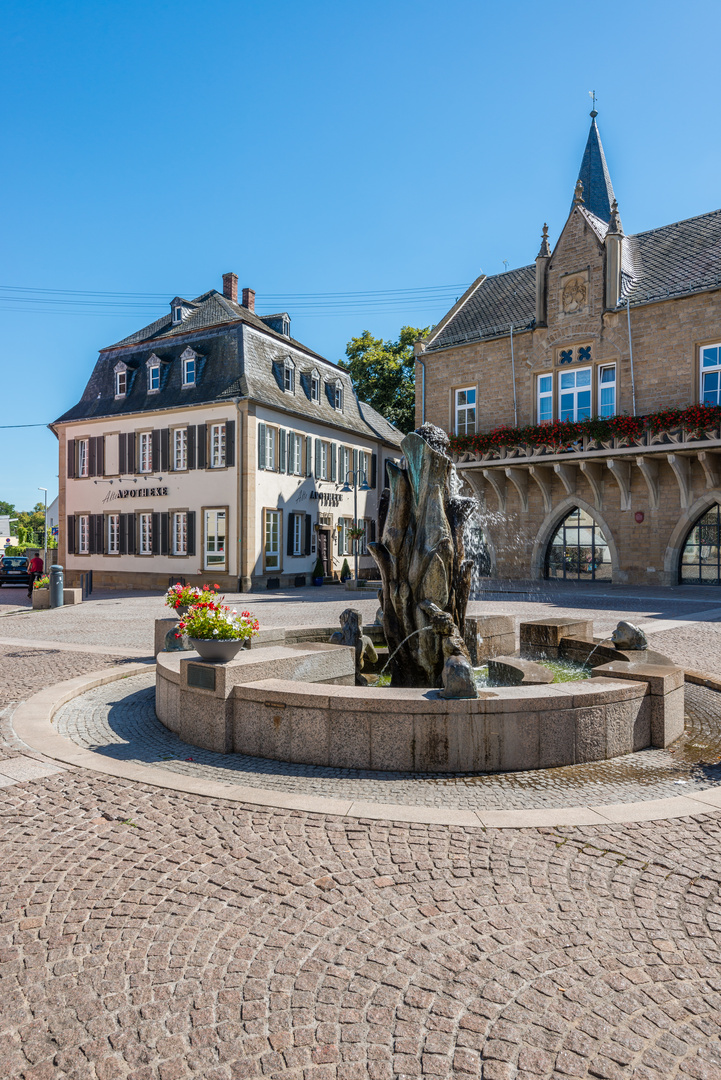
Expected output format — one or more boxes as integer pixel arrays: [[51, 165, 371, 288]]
[[108, 514, 120, 555], [537, 374, 553, 424], [174, 428, 187, 471], [148, 365, 160, 393], [454, 387, 476, 436], [115, 370, 127, 398], [338, 517, 351, 556], [700, 343, 721, 406], [320, 441, 329, 481], [139, 512, 152, 555], [139, 432, 153, 473], [289, 432, 302, 475], [172, 512, 187, 556], [210, 423, 226, 468], [78, 515, 90, 554], [182, 353, 196, 387], [172, 305, 183, 325], [264, 426, 276, 471], [77, 439, 89, 478], [292, 513, 303, 555], [559, 366, 592, 422], [264, 509, 281, 571], [334, 382, 344, 411], [204, 509, 226, 570], [283, 358, 295, 393], [310, 370, 320, 403], [360, 451, 371, 484], [338, 446, 348, 483], [598, 364, 616, 418]]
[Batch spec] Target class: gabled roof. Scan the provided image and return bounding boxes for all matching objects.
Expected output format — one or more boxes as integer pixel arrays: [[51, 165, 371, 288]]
[[622, 208, 721, 305], [573, 114, 616, 223], [426, 265, 536, 351]]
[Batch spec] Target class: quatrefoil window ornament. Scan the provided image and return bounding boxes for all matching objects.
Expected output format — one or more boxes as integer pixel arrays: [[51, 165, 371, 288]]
[[578, 346, 592, 363], [559, 349, 573, 365]]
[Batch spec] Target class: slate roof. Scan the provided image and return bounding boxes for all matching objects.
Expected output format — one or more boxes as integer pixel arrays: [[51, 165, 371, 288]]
[[54, 291, 404, 449], [426, 265, 536, 352], [573, 116, 616, 223]]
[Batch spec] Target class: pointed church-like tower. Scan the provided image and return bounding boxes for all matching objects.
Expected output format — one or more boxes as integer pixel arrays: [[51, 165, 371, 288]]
[[572, 109, 616, 223]]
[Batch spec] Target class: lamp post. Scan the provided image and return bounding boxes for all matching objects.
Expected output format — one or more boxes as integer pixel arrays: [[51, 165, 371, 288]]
[[341, 468, 370, 582], [38, 487, 48, 573]]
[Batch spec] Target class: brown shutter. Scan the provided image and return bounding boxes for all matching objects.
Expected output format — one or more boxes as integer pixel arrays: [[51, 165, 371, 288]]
[[160, 512, 169, 556], [160, 428, 170, 472], [96, 436, 105, 477], [187, 426, 197, 470], [91, 514, 104, 554], [151, 512, 160, 555], [196, 424, 207, 469], [187, 511, 196, 556], [124, 514, 136, 555], [287, 513, 295, 556], [151, 430, 161, 473], [67, 439, 76, 479], [371, 453, 377, 489], [67, 514, 76, 555], [225, 420, 235, 467], [119, 514, 127, 555], [118, 433, 127, 474], [126, 432, 136, 474], [88, 437, 97, 477], [304, 513, 312, 557]]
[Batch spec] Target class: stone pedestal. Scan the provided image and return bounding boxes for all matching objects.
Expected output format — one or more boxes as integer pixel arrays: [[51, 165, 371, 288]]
[[520, 618, 594, 658], [487, 656, 554, 686], [63, 588, 82, 605], [32, 589, 50, 610], [464, 615, 515, 665], [593, 660, 685, 748]]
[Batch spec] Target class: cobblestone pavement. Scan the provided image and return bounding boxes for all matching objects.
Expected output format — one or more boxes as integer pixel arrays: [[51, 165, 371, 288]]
[[54, 674, 721, 811], [3, 621, 721, 1077]]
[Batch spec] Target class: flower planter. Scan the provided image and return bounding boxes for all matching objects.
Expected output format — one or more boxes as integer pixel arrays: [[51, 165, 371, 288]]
[[312, 577, 324, 587], [173, 605, 190, 618], [188, 638, 244, 662], [32, 588, 50, 610]]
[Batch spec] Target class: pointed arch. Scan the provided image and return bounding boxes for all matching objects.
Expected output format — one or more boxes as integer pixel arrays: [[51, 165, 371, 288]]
[[664, 491, 721, 584], [530, 495, 620, 582]]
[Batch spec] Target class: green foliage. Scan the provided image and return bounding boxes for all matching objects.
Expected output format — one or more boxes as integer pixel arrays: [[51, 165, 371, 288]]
[[339, 325, 429, 434], [312, 555, 325, 580], [340, 558, 351, 580], [0, 500, 15, 517]]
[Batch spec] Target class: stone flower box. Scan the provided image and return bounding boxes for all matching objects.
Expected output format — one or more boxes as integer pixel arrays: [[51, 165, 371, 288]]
[[32, 588, 50, 610]]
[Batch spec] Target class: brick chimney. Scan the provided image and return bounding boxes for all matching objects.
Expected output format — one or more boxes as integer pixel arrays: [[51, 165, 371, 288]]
[[242, 287, 255, 313], [222, 272, 238, 303]]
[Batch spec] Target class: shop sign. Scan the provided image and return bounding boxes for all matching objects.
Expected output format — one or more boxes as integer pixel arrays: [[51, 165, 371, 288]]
[[102, 486, 169, 503], [309, 491, 342, 507]]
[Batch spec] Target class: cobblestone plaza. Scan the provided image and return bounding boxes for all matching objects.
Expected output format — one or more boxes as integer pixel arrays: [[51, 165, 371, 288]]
[[2, 583, 721, 1078]]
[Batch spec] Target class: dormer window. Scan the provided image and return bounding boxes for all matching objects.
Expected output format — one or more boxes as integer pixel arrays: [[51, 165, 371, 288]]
[[310, 369, 320, 403], [172, 305, 183, 325], [180, 347, 198, 387], [114, 362, 128, 399], [334, 380, 344, 412], [146, 353, 161, 394], [283, 357, 295, 393], [282, 315, 290, 338]]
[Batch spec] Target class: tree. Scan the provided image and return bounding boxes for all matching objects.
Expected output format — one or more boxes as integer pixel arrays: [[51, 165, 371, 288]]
[[339, 325, 429, 434], [16, 503, 46, 546], [0, 500, 15, 517]]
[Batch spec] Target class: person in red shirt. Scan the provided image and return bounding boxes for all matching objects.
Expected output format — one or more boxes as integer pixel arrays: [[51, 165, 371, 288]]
[[27, 553, 44, 598]]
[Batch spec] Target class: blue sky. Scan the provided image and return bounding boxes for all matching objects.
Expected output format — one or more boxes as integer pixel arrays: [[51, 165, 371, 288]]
[[2, 0, 720, 511]]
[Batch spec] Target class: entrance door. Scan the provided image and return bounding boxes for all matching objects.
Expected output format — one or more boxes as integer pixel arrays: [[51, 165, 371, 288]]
[[318, 529, 330, 577]]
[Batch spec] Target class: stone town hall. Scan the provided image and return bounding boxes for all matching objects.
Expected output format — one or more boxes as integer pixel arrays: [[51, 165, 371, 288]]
[[416, 111, 721, 587]]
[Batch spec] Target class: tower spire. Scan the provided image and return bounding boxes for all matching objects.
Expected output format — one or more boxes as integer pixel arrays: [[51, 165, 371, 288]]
[[572, 108, 616, 223]]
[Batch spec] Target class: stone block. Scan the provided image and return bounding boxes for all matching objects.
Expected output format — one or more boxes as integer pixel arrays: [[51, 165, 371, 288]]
[[650, 685, 685, 748], [633, 696, 652, 751], [464, 615, 515, 664], [177, 687, 232, 753], [289, 707, 330, 766], [154, 617, 180, 656], [487, 656, 554, 686], [605, 700, 636, 758], [593, 660, 684, 695], [63, 588, 82, 605], [539, 708, 576, 767], [559, 638, 618, 667], [32, 589, 50, 609], [498, 712, 540, 771], [328, 709, 371, 769], [253, 700, 292, 761], [575, 706, 607, 762], [520, 618, 594, 650], [371, 711, 414, 771], [412, 714, 452, 772]]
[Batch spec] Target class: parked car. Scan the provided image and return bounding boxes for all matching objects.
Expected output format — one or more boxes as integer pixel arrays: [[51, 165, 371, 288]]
[[0, 555, 31, 587]]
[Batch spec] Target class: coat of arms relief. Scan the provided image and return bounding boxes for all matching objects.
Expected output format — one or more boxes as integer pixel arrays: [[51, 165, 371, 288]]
[[559, 271, 589, 315]]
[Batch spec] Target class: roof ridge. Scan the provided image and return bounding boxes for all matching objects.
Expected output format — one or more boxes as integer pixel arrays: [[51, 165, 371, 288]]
[[629, 206, 721, 241]]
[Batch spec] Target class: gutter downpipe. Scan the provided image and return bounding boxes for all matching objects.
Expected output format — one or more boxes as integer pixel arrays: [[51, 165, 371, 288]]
[[626, 298, 637, 416], [510, 323, 518, 427], [415, 354, 426, 425]]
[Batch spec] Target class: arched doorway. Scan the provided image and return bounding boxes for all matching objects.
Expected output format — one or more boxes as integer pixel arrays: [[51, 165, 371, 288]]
[[679, 503, 721, 584], [545, 506, 612, 582]]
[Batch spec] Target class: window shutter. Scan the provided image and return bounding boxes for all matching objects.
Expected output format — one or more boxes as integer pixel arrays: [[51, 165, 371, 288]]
[[126, 432, 136, 474], [370, 519, 376, 543], [95, 514, 105, 554], [152, 512, 160, 555], [88, 437, 97, 477], [118, 433, 127, 475], [126, 514, 137, 555], [160, 428, 170, 472], [96, 436, 105, 477], [160, 512, 169, 556], [187, 424, 196, 469], [353, 448, 358, 475], [119, 514, 127, 555], [315, 438, 321, 478], [67, 514, 76, 555], [67, 439, 76, 479], [196, 424, 207, 469], [287, 430, 294, 474], [330, 443, 337, 482], [304, 513, 312, 557], [187, 511, 196, 557], [371, 453, 377, 489], [225, 420, 235, 467], [152, 430, 161, 472], [287, 513, 294, 556], [258, 423, 266, 469], [279, 428, 287, 473], [305, 435, 312, 476]]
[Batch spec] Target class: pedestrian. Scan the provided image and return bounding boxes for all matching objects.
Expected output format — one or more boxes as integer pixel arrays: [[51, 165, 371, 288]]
[[27, 551, 44, 598]]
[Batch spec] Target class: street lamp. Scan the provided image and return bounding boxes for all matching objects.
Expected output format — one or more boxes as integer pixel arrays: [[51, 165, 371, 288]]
[[38, 487, 48, 572], [341, 468, 370, 582]]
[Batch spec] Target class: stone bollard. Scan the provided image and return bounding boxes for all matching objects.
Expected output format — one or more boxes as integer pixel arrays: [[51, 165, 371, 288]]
[[49, 564, 64, 608]]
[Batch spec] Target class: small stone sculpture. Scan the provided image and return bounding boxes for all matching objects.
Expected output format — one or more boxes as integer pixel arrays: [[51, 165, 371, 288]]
[[440, 655, 478, 699], [164, 627, 193, 651], [611, 620, 648, 651], [330, 608, 378, 686]]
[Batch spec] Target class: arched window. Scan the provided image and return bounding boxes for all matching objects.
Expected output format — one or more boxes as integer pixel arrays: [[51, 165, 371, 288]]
[[545, 507, 612, 581], [680, 504, 721, 584]]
